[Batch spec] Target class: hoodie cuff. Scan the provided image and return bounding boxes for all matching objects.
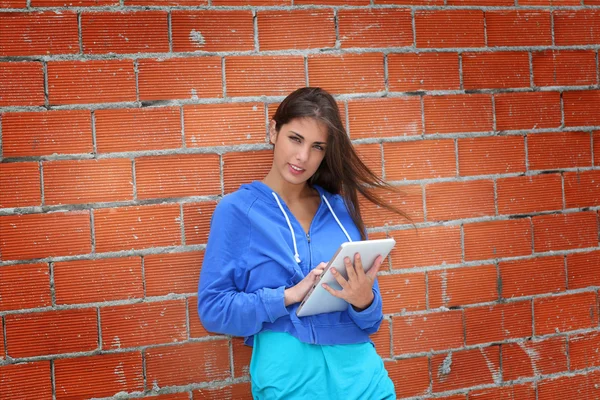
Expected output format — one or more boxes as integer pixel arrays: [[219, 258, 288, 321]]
[[261, 286, 290, 322], [347, 290, 381, 325]]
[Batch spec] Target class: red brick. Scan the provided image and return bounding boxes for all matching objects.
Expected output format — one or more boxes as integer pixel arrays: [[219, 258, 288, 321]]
[[135, 154, 221, 199], [384, 357, 429, 398], [355, 143, 382, 179], [54, 257, 143, 304], [415, 10, 485, 48], [258, 10, 335, 51], [595, 131, 600, 165], [534, 291, 598, 335], [519, 0, 579, 5], [184, 103, 265, 147], [370, 318, 391, 358], [500, 256, 566, 298], [0, 0, 25, 6], [347, 97, 422, 139], [383, 140, 456, 181], [533, 50, 597, 87], [138, 57, 222, 101], [232, 337, 252, 378], [565, 170, 600, 209], [338, 9, 412, 48], [48, 60, 136, 105], [0, 211, 91, 261], [570, 331, 600, 370], [388, 52, 460, 91], [223, 150, 273, 194], [462, 52, 530, 90], [126, 0, 206, 4], [32, 0, 118, 4], [188, 296, 219, 338], [146, 341, 231, 387], [101, 300, 187, 349], [145, 251, 204, 296], [172, 11, 253, 53], [464, 218, 532, 261], [0, 324, 4, 359], [1, 110, 93, 157], [497, 174, 563, 215], [54, 352, 143, 399], [486, 11, 552, 47], [142, 394, 190, 400], [379, 272, 426, 314], [538, 370, 600, 400], [82, 11, 168, 54], [554, 10, 600, 46], [0, 263, 50, 312], [375, 0, 442, 4], [308, 53, 384, 94], [390, 225, 462, 269], [447, 0, 511, 5], [426, 180, 495, 221], [567, 250, 600, 289], [95, 107, 182, 153], [432, 347, 500, 392], [194, 382, 253, 400], [5, 308, 98, 357], [393, 311, 464, 354], [564, 90, 600, 127], [532, 212, 598, 252], [43, 159, 133, 205], [0, 61, 44, 106], [465, 301, 532, 345], [470, 384, 537, 400], [458, 135, 526, 176], [0, 162, 41, 208], [503, 337, 568, 381], [183, 201, 217, 245], [429, 265, 498, 308], [0, 12, 78, 56], [424, 94, 493, 134], [0, 362, 52, 399], [294, 0, 367, 4], [495, 91, 561, 131], [360, 185, 423, 228], [529, 131, 592, 170], [226, 56, 304, 97], [94, 204, 180, 253]]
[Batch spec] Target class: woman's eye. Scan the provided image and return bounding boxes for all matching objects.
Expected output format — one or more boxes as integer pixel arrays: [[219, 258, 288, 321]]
[[313, 145, 324, 151], [290, 136, 301, 142]]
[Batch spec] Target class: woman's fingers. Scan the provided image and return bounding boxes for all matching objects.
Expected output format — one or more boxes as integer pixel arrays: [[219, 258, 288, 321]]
[[344, 255, 358, 281], [330, 267, 349, 289], [366, 255, 383, 281], [321, 283, 343, 298]]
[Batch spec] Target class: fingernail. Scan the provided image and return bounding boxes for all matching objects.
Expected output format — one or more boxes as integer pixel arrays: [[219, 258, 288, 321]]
[[331, 268, 337, 274]]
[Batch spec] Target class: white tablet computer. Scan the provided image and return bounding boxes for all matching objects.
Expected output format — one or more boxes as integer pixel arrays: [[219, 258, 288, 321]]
[[296, 238, 396, 317]]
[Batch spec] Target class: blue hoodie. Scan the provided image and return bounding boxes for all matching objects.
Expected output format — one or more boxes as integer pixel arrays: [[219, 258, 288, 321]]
[[197, 181, 383, 346]]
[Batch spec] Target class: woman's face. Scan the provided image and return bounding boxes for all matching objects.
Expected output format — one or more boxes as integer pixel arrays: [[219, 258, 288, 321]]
[[269, 117, 328, 186]]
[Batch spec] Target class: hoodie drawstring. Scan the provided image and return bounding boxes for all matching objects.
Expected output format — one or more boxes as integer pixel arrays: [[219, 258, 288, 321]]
[[272, 191, 352, 264], [272, 192, 302, 263]]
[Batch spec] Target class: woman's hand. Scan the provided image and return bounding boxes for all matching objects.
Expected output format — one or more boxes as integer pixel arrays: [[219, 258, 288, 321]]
[[322, 253, 383, 311], [284, 263, 326, 306]]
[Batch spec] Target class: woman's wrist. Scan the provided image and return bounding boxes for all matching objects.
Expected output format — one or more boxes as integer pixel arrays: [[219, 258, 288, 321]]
[[284, 288, 297, 306], [352, 292, 375, 312]]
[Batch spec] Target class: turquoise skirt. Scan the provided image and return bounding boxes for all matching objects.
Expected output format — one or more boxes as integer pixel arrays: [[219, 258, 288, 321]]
[[250, 331, 396, 400]]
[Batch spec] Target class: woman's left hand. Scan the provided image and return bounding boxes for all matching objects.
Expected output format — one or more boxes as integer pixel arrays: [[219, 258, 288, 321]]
[[321, 253, 383, 311]]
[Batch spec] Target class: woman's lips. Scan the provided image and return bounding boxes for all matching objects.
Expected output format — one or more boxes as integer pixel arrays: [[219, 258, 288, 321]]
[[288, 163, 305, 175]]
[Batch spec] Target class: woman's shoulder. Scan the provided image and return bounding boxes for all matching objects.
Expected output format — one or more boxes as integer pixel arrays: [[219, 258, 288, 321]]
[[213, 188, 259, 221]]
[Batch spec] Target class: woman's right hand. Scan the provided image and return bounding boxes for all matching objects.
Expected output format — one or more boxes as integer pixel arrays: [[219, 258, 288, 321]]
[[284, 262, 326, 306]]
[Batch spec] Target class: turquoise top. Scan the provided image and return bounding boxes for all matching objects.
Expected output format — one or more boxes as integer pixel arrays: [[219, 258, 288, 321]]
[[250, 331, 396, 400]]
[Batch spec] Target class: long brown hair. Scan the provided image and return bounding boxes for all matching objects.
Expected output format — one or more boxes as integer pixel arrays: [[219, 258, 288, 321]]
[[272, 87, 414, 239]]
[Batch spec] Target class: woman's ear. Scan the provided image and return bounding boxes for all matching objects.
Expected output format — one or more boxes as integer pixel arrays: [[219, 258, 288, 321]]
[[268, 120, 278, 145]]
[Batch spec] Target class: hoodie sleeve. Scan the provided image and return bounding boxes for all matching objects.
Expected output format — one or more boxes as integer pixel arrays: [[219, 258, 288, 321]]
[[346, 279, 383, 334], [197, 198, 289, 337]]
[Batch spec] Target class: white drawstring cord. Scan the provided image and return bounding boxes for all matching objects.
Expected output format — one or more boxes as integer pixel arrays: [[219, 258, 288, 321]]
[[271, 192, 302, 263], [321, 195, 353, 242]]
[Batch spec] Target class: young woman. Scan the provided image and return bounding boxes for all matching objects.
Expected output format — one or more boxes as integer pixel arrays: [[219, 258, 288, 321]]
[[198, 87, 411, 399]]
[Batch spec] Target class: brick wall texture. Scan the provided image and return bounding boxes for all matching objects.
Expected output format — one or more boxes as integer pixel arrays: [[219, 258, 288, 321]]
[[0, 0, 599, 399]]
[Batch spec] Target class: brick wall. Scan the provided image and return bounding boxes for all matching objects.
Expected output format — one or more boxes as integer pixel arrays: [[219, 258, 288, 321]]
[[0, 0, 599, 398]]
